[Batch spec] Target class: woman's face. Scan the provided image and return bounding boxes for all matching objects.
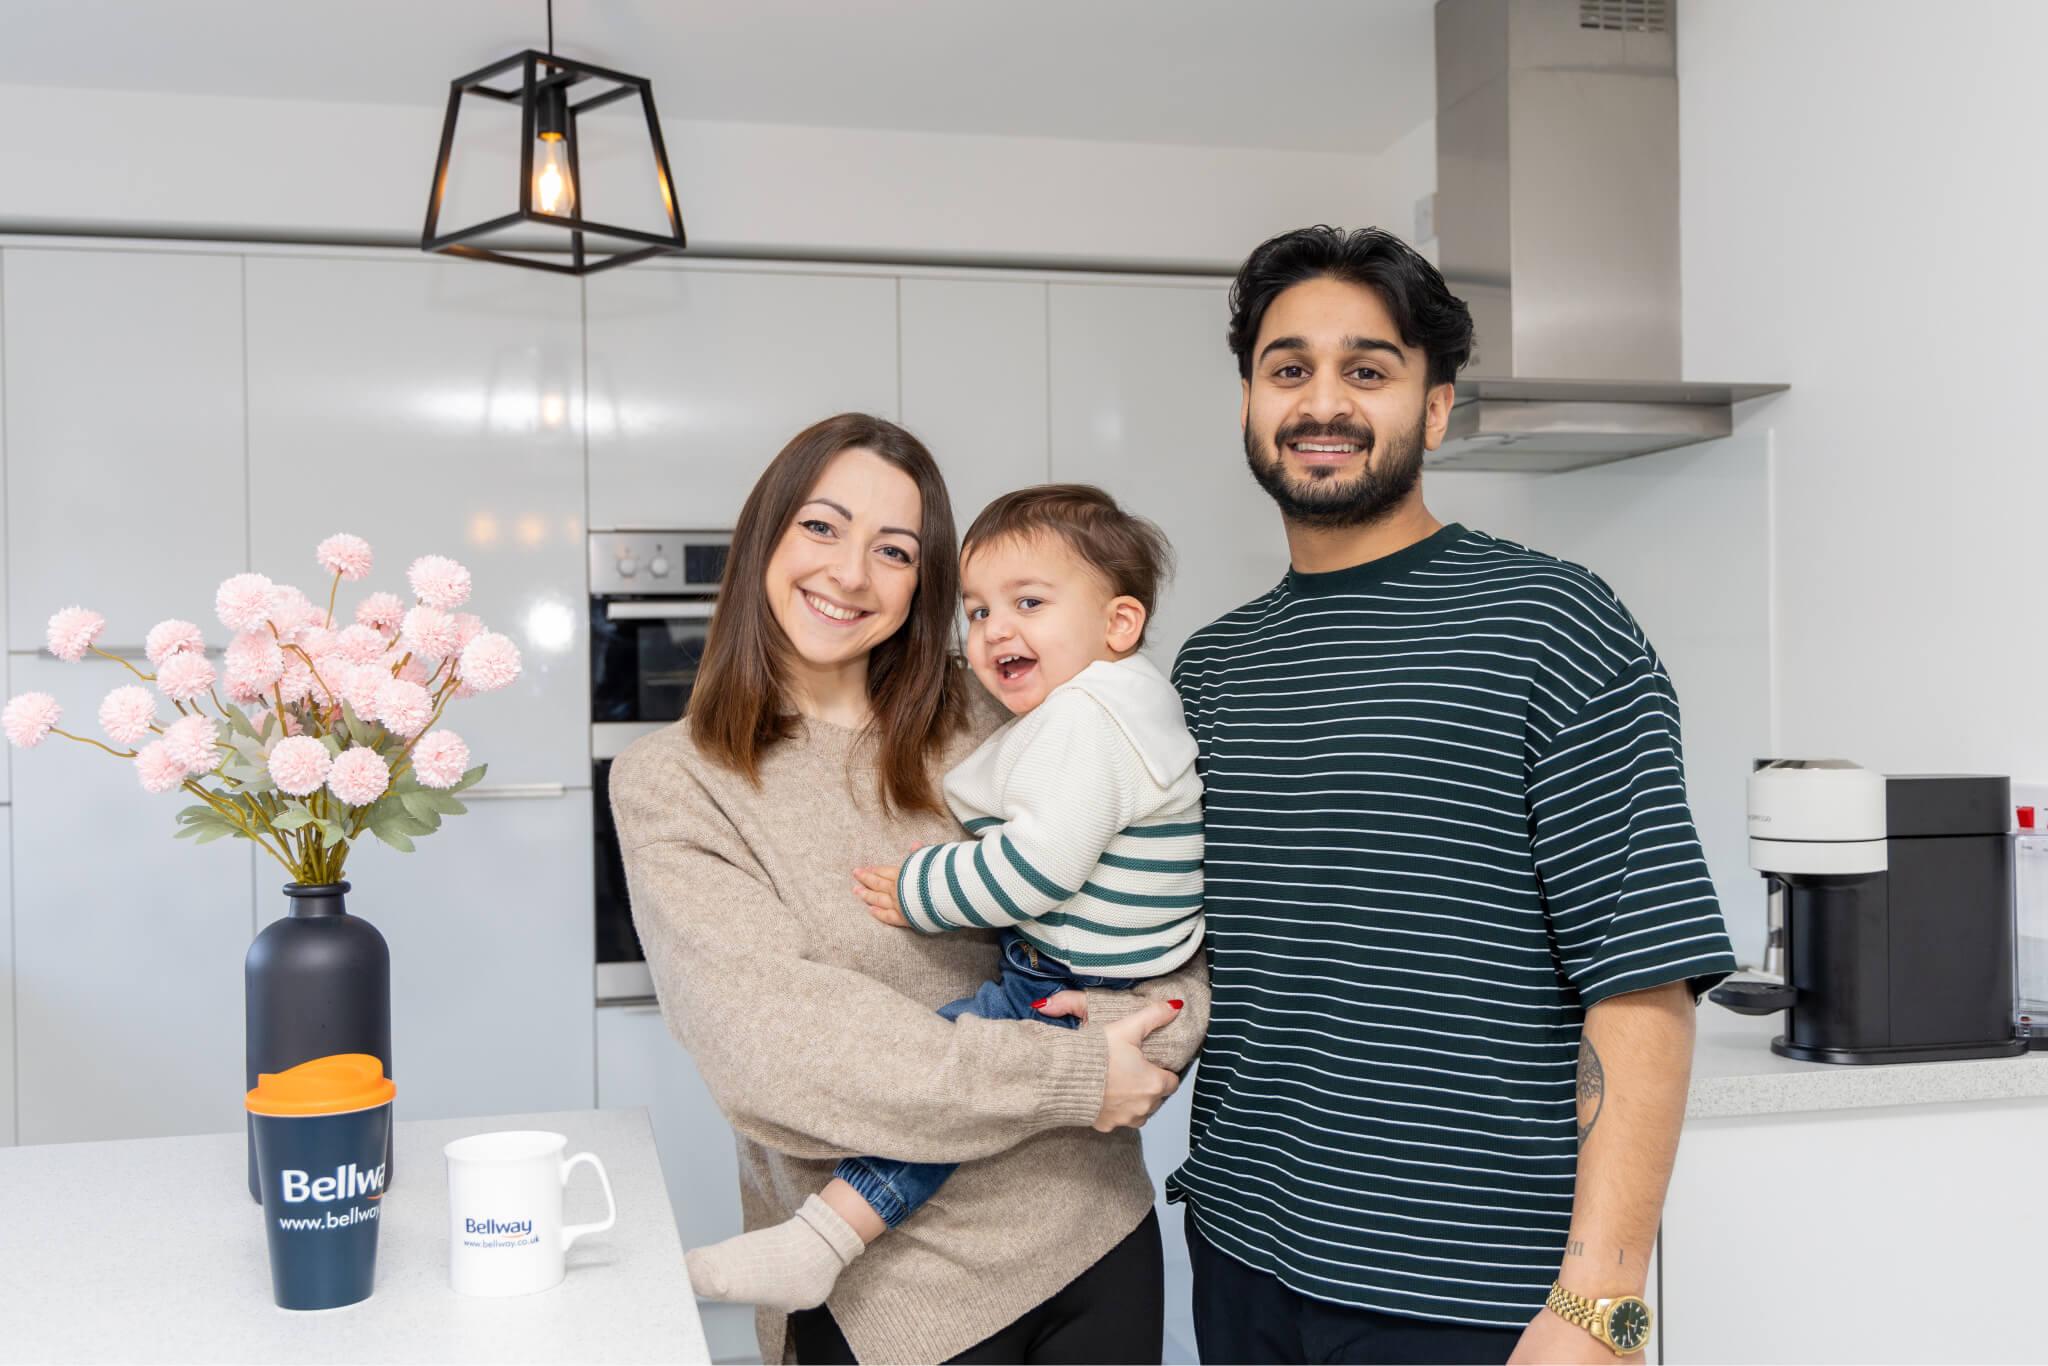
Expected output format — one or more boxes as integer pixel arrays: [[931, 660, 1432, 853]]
[[762, 447, 925, 672]]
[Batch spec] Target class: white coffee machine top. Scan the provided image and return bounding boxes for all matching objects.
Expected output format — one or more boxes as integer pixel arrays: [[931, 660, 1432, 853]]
[[1748, 759, 1888, 876]]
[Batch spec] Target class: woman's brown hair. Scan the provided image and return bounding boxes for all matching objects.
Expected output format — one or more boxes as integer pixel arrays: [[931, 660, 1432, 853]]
[[689, 413, 967, 815]]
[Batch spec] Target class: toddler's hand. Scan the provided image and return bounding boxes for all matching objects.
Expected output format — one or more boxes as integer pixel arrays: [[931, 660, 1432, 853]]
[[853, 861, 909, 928]]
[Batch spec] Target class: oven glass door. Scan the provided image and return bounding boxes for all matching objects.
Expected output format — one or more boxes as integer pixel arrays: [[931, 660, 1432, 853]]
[[591, 596, 716, 1001]]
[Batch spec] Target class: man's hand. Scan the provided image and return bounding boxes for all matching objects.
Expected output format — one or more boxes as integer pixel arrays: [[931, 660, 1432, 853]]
[[1092, 1000, 1184, 1132], [1509, 1305, 1639, 1364], [852, 860, 910, 928]]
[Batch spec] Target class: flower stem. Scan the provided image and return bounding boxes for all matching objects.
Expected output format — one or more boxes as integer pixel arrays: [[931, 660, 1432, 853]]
[[88, 645, 154, 682], [49, 727, 138, 760], [325, 571, 341, 629], [184, 782, 297, 877]]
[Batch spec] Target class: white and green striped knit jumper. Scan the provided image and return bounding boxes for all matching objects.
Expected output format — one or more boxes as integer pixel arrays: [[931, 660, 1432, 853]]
[[896, 654, 1205, 976]]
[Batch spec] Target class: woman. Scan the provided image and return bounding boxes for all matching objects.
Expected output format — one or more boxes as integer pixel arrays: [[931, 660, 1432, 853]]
[[609, 413, 1210, 1365]]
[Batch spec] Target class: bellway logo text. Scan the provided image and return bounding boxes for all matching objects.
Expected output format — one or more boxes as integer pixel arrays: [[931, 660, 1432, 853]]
[[280, 1162, 387, 1203]]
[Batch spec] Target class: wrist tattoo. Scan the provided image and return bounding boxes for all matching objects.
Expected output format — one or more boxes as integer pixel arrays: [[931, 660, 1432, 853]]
[[1576, 1036, 1605, 1145]]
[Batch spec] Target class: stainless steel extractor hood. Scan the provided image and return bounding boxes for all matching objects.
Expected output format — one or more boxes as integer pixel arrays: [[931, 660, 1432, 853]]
[[1429, 0, 1785, 471]]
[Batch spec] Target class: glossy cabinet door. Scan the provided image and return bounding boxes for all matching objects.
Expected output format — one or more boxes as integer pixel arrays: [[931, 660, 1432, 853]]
[[585, 267, 898, 531], [899, 277, 1050, 534], [9, 652, 256, 1143], [243, 255, 589, 788], [2, 248, 247, 655], [0, 806, 12, 1145], [1048, 283, 1284, 664], [254, 789, 596, 1124], [596, 1002, 754, 1363]]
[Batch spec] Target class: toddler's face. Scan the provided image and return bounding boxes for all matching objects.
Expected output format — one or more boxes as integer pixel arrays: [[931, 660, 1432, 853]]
[[960, 533, 1139, 715]]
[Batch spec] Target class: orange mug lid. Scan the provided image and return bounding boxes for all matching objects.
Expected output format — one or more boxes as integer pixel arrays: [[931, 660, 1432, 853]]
[[245, 1052, 395, 1116]]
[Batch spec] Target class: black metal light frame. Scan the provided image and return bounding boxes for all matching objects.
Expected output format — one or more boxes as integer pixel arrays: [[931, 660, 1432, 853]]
[[422, 49, 687, 275]]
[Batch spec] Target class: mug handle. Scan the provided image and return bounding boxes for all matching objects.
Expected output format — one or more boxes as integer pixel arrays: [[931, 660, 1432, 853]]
[[560, 1151, 618, 1251]]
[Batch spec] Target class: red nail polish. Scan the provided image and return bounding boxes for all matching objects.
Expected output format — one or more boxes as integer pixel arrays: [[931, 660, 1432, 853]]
[[1032, 999, 1048, 1009], [1168, 999, 1184, 1010]]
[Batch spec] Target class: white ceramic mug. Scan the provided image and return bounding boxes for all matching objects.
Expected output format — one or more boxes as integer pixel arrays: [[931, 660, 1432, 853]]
[[443, 1130, 617, 1297]]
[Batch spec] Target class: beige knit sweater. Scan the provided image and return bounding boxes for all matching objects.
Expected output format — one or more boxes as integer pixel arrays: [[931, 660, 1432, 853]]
[[610, 706, 1211, 1365]]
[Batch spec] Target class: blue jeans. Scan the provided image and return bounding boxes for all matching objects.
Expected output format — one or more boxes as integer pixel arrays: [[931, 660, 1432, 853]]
[[834, 930, 1137, 1229]]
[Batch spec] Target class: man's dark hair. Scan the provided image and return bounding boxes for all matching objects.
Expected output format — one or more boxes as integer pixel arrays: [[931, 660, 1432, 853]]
[[1227, 226, 1475, 389]]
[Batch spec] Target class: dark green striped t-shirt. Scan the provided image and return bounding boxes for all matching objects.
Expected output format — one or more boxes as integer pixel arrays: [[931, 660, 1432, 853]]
[[1165, 523, 1735, 1328]]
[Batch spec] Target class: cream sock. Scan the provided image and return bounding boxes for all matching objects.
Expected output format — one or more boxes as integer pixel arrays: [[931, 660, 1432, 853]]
[[684, 1192, 870, 1311]]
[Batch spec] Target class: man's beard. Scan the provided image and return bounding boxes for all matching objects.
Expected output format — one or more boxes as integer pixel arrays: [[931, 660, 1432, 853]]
[[1243, 408, 1427, 530]]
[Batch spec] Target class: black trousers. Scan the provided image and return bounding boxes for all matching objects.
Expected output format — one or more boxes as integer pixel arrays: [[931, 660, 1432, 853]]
[[790, 1209, 1164, 1364], [1186, 1212, 1525, 1366]]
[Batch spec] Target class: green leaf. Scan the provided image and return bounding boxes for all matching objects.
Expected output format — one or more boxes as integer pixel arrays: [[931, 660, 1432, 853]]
[[450, 764, 487, 793], [272, 807, 316, 831], [418, 791, 467, 816], [398, 790, 446, 829], [224, 704, 259, 741], [176, 804, 215, 826], [369, 823, 415, 853], [321, 733, 344, 758], [318, 819, 349, 845], [193, 824, 240, 845], [342, 704, 376, 749], [174, 823, 205, 839]]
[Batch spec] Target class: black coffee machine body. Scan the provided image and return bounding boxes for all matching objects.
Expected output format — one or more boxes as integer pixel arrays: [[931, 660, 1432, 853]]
[[1711, 760, 2026, 1064]]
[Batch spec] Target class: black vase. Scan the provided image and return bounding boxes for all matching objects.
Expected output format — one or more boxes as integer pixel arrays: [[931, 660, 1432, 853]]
[[244, 881, 392, 1203]]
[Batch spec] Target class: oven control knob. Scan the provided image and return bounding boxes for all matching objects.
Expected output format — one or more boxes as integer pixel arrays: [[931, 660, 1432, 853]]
[[648, 554, 672, 579], [617, 555, 638, 578]]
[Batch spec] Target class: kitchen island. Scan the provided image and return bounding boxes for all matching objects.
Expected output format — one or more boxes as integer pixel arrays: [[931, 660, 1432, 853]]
[[0, 1107, 709, 1365], [1659, 1003, 2048, 1364]]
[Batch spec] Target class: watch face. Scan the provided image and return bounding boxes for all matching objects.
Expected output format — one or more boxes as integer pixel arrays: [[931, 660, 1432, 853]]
[[1606, 1299, 1651, 1352]]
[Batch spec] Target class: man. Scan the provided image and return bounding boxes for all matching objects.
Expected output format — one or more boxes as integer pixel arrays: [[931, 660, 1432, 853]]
[[1168, 226, 1736, 1365]]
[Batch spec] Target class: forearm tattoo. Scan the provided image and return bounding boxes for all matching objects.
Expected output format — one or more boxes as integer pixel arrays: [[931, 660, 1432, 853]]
[[1576, 1035, 1605, 1145]]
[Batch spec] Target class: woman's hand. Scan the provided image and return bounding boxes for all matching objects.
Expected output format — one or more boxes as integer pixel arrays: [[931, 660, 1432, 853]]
[[1093, 1000, 1185, 1132]]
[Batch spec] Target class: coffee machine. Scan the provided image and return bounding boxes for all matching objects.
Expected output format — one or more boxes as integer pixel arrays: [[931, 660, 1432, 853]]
[[1710, 760, 2026, 1063]]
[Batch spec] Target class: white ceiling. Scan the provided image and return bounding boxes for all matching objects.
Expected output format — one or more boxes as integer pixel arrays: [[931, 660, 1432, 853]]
[[0, 0, 1437, 155]]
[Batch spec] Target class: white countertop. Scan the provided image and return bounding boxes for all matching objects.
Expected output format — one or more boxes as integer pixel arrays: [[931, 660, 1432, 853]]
[[0, 1107, 708, 1366], [1687, 998, 2048, 1120]]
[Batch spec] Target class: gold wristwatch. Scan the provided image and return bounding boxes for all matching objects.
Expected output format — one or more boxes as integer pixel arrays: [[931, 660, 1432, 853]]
[[1545, 1282, 1653, 1355]]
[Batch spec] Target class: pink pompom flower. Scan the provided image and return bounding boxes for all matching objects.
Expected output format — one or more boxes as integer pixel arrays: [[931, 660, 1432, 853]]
[[297, 625, 336, 660], [134, 741, 186, 794], [98, 686, 158, 746], [216, 573, 277, 633], [317, 533, 374, 582], [226, 631, 284, 691], [268, 585, 321, 643], [408, 555, 472, 611], [3, 692, 62, 748], [268, 735, 333, 796], [156, 652, 217, 703], [453, 612, 486, 650], [144, 619, 206, 668], [458, 631, 523, 693], [330, 624, 385, 667], [356, 592, 406, 636], [400, 606, 460, 660], [276, 652, 317, 707], [327, 746, 391, 807], [340, 665, 386, 721], [46, 606, 107, 663], [411, 730, 470, 789], [162, 714, 223, 776], [373, 678, 433, 738]]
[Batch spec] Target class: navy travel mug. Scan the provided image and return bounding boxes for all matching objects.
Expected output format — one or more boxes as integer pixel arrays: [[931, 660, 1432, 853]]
[[246, 1053, 396, 1311]]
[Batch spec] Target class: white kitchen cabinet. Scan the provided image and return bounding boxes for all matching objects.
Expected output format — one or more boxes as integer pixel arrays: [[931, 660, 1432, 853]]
[[254, 788, 596, 1126], [9, 652, 255, 1143], [597, 1001, 753, 1363], [243, 254, 588, 789], [1661, 1102, 2048, 1363], [0, 807, 13, 1145], [2, 249, 247, 654], [584, 267, 898, 532], [1048, 283, 1284, 664], [899, 277, 1050, 534]]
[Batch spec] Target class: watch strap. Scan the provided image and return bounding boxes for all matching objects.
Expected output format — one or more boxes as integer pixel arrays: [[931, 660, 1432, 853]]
[[1545, 1282, 1609, 1344]]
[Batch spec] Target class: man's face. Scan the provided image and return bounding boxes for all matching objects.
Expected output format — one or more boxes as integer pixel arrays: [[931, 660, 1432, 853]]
[[1240, 275, 1455, 529]]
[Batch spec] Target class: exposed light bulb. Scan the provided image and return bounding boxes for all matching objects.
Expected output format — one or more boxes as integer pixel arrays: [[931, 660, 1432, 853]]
[[535, 134, 575, 217]]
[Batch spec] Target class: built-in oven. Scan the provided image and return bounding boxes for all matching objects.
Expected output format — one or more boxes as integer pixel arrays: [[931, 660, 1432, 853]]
[[591, 530, 729, 1003]]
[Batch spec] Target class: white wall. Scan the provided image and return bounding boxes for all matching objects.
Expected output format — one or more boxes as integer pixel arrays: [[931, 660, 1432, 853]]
[[1680, 0, 2048, 792], [0, 83, 1426, 271]]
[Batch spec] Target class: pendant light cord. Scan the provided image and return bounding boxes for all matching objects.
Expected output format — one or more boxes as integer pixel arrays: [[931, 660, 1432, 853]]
[[546, 0, 554, 54]]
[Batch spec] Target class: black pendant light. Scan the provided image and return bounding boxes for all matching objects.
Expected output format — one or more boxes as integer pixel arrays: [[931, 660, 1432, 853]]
[[422, 0, 687, 275]]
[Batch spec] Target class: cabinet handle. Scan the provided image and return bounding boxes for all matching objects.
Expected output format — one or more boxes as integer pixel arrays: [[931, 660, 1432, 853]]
[[463, 783, 568, 800], [605, 600, 716, 622]]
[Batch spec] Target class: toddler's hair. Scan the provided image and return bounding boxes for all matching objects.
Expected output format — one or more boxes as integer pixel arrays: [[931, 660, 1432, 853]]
[[961, 484, 1174, 646]]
